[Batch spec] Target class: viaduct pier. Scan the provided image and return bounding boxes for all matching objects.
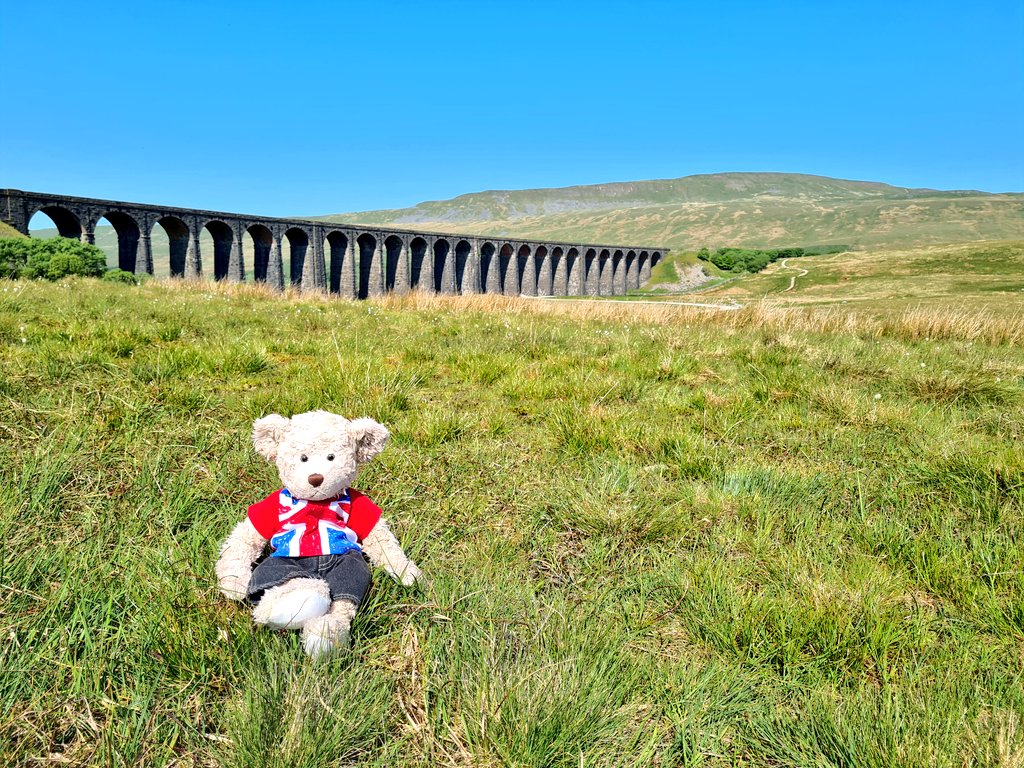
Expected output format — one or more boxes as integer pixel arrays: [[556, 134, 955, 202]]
[[1, 189, 668, 298]]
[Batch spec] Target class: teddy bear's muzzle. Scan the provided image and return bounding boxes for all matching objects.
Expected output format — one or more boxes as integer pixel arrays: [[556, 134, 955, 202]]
[[308, 473, 324, 487]]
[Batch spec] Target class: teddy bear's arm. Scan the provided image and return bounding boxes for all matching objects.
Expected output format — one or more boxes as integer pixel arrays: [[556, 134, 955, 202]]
[[216, 518, 268, 600], [361, 518, 422, 587]]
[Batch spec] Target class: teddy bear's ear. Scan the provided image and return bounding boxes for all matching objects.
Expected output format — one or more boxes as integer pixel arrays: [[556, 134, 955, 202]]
[[349, 417, 390, 464], [252, 414, 290, 461]]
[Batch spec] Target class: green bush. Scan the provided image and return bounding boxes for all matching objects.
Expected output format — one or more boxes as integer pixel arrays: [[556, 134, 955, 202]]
[[696, 244, 847, 275], [0, 238, 29, 278], [697, 246, 805, 274], [103, 269, 140, 285], [0, 236, 107, 280]]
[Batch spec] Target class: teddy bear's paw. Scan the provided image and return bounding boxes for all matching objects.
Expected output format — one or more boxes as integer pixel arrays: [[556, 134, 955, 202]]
[[302, 614, 352, 658], [399, 561, 424, 587], [218, 574, 251, 601], [252, 578, 331, 630]]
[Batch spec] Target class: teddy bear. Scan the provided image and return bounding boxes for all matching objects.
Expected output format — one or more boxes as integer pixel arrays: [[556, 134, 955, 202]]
[[216, 410, 422, 657]]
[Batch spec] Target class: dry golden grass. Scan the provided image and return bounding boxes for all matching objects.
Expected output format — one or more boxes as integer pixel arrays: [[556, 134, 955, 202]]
[[0, 221, 26, 239], [151, 278, 1024, 346], [376, 290, 1024, 346]]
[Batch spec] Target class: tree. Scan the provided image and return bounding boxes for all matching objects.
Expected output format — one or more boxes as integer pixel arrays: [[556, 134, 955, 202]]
[[0, 236, 107, 280]]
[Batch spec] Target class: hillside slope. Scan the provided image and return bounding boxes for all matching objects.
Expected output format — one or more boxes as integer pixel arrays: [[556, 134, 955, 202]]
[[699, 240, 1024, 315], [321, 172, 1024, 250], [0, 221, 26, 239]]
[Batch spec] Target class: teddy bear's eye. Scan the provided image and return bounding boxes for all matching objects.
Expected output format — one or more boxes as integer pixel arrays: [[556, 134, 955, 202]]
[[300, 454, 308, 462], [327, 454, 335, 461]]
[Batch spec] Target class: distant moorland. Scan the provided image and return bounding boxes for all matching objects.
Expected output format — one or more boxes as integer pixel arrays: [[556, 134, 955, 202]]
[[625, 240, 1024, 317], [319, 172, 1024, 251]]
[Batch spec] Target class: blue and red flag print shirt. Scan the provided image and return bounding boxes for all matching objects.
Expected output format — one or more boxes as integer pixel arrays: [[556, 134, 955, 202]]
[[247, 488, 382, 558]]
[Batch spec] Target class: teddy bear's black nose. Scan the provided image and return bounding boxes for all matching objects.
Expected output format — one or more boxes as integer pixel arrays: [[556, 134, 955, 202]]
[[308, 473, 324, 487]]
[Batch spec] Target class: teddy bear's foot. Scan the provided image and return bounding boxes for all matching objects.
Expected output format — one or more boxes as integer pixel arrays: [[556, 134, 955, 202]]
[[302, 599, 358, 658], [252, 578, 331, 630]]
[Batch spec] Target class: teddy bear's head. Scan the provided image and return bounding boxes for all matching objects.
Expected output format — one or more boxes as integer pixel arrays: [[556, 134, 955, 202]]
[[251, 410, 389, 501]]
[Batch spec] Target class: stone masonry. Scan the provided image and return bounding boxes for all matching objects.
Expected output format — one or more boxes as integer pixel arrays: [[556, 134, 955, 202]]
[[0, 189, 668, 297]]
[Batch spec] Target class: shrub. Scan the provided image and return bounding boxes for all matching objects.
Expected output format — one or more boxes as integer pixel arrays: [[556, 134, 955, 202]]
[[700, 246, 806, 274], [103, 269, 140, 285], [696, 244, 847, 274], [27, 237, 107, 279], [0, 238, 29, 278], [0, 236, 107, 280]]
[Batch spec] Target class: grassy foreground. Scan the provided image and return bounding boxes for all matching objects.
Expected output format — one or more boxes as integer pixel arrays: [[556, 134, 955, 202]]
[[1, 279, 1022, 766]]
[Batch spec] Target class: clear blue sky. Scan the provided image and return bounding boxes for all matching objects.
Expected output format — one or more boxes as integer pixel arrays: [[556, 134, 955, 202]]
[[2, 0, 1022, 217]]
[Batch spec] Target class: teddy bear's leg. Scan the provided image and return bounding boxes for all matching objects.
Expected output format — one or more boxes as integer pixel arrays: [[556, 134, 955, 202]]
[[301, 599, 358, 658], [252, 578, 331, 630]]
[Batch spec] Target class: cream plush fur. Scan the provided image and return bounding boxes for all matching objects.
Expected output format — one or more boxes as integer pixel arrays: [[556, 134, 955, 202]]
[[216, 410, 422, 657]]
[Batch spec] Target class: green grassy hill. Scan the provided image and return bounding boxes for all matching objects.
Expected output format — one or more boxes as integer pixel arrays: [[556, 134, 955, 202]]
[[320, 172, 1024, 250], [1, 280, 1021, 765], [699, 240, 1024, 314], [0, 221, 26, 239], [628, 240, 1024, 316]]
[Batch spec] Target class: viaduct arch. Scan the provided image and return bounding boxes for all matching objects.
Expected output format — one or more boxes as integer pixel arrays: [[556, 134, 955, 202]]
[[1, 189, 668, 298]]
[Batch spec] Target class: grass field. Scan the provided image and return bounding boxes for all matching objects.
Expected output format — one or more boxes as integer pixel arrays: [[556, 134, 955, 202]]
[[698, 241, 1024, 315], [1, 278, 1022, 766]]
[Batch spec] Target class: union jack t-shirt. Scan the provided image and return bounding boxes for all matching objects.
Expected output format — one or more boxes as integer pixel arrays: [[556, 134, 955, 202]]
[[247, 488, 382, 558]]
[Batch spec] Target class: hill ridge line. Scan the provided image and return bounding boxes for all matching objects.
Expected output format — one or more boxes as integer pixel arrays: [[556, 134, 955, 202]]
[[315, 171, 1024, 252]]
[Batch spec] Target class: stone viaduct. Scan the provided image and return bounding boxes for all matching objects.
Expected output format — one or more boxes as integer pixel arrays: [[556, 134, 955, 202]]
[[0, 189, 668, 298]]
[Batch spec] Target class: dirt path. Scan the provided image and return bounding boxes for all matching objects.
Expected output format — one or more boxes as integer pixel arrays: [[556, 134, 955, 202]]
[[780, 258, 809, 292]]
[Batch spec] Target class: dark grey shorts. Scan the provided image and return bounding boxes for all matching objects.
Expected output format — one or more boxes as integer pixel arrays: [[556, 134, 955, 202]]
[[247, 550, 372, 606]]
